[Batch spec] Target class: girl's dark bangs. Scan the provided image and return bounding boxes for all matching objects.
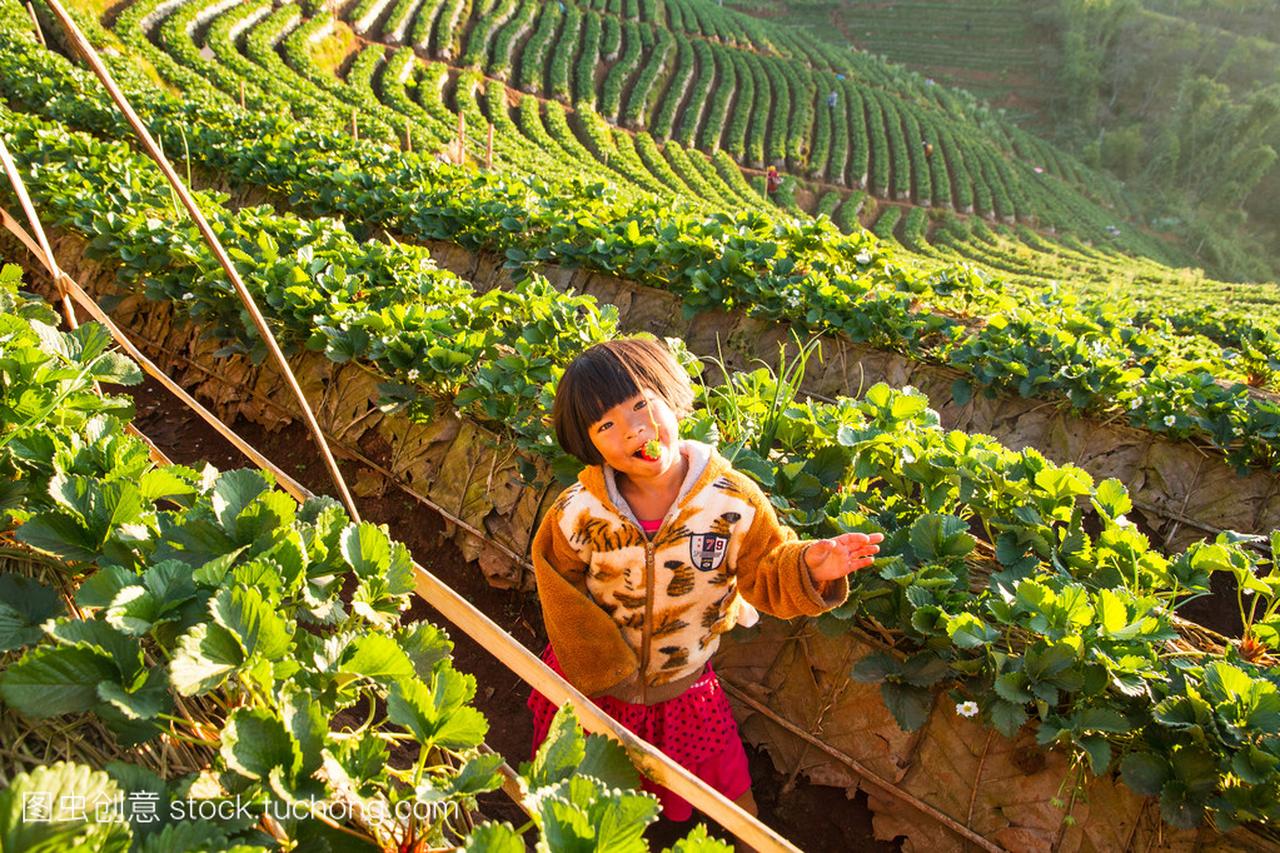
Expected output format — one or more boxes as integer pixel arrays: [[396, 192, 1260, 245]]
[[569, 349, 641, 428]]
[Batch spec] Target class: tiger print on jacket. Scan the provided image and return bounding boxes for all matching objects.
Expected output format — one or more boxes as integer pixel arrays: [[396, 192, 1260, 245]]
[[531, 440, 849, 702]]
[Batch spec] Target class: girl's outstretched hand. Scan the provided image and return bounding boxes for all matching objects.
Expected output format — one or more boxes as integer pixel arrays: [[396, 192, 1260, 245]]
[[804, 532, 884, 582]]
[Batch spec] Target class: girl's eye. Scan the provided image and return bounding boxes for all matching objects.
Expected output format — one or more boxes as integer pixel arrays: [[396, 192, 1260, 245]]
[[635, 399, 647, 410], [597, 421, 611, 433]]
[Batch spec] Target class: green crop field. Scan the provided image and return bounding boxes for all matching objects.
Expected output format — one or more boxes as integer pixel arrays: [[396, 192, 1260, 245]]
[[1, 0, 1280, 847]]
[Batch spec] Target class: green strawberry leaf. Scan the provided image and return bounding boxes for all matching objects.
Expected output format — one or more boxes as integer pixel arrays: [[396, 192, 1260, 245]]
[[220, 707, 301, 783], [0, 762, 131, 853], [169, 623, 245, 696], [462, 822, 524, 853], [0, 574, 62, 652], [0, 645, 119, 717]]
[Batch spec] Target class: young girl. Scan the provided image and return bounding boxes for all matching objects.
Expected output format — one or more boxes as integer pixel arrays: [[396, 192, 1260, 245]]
[[527, 337, 882, 820]]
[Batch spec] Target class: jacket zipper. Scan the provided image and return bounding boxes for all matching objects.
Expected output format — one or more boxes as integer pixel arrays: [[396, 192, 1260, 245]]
[[620, 463, 686, 704], [630, 505, 673, 706], [640, 536, 655, 705]]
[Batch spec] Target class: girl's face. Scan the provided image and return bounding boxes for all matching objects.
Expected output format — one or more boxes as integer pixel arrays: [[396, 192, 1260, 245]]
[[587, 390, 680, 478]]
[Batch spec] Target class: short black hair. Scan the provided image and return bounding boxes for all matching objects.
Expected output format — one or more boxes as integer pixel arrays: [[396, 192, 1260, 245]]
[[552, 337, 694, 465]]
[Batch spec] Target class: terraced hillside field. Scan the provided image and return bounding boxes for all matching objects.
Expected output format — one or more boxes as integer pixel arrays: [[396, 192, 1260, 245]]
[[90, 0, 1280, 335]]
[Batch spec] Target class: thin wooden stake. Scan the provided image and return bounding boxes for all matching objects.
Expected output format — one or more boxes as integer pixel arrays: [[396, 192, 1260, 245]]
[[485, 122, 493, 170], [0, 206, 797, 851], [456, 110, 465, 163], [239, 79, 245, 110], [38, 0, 362, 523], [351, 107, 358, 141], [404, 124, 412, 153], [0, 139, 70, 320], [26, 1, 45, 46]]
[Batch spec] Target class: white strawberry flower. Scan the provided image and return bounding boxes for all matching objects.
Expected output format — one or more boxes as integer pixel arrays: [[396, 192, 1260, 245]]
[[1163, 415, 1177, 427], [956, 700, 979, 718]]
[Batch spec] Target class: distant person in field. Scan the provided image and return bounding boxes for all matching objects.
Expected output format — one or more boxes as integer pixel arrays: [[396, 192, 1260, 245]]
[[766, 164, 781, 194], [827, 89, 838, 109], [526, 338, 882, 820], [922, 139, 934, 159]]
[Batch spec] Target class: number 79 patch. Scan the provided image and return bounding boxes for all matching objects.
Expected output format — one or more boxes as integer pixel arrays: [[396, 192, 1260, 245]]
[[689, 533, 729, 572]]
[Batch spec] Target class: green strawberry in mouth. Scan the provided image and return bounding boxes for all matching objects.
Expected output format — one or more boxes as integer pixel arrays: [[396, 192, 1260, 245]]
[[641, 439, 662, 460]]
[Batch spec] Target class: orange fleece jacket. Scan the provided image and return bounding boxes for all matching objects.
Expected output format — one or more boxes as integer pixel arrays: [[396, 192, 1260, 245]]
[[531, 440, 848, 701]]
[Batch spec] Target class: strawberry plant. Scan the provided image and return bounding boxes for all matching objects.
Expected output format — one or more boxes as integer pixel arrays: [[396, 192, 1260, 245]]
[[743, 53, 770, 167], [516, 1, 560, 94], [599, 20, 639, 120], [673, 40, 713, 148]]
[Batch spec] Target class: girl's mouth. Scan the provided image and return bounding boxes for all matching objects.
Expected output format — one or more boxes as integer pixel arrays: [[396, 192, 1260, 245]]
[[635, 439, 663, 462]]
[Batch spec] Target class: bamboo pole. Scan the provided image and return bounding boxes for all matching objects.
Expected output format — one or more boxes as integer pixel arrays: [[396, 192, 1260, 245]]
[[407, 556, 798, 851], [351, 107, 358, 141], [39, 0, 362, 524], [404, 124, 412, 153], [721, 680, 1006, 853], [0, 138, 71, 321], [26, 1, 44, 46], [456, 110, 465, 163], [239, 79, 245, 110], [485, 122, 493, 170]]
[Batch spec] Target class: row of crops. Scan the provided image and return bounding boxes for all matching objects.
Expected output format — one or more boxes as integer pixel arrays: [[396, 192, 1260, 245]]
[[357, 0, 1210, 274], [5, 21, 1280, 829], [862, 204, 1280, 361]]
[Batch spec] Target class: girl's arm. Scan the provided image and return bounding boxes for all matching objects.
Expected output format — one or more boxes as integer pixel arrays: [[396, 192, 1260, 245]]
[[531, 515, 639, 697], [733, 477, 850, 618]]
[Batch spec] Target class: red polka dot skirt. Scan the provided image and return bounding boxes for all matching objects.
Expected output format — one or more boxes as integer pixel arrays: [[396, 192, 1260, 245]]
[[528, 644, 752, 821]]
